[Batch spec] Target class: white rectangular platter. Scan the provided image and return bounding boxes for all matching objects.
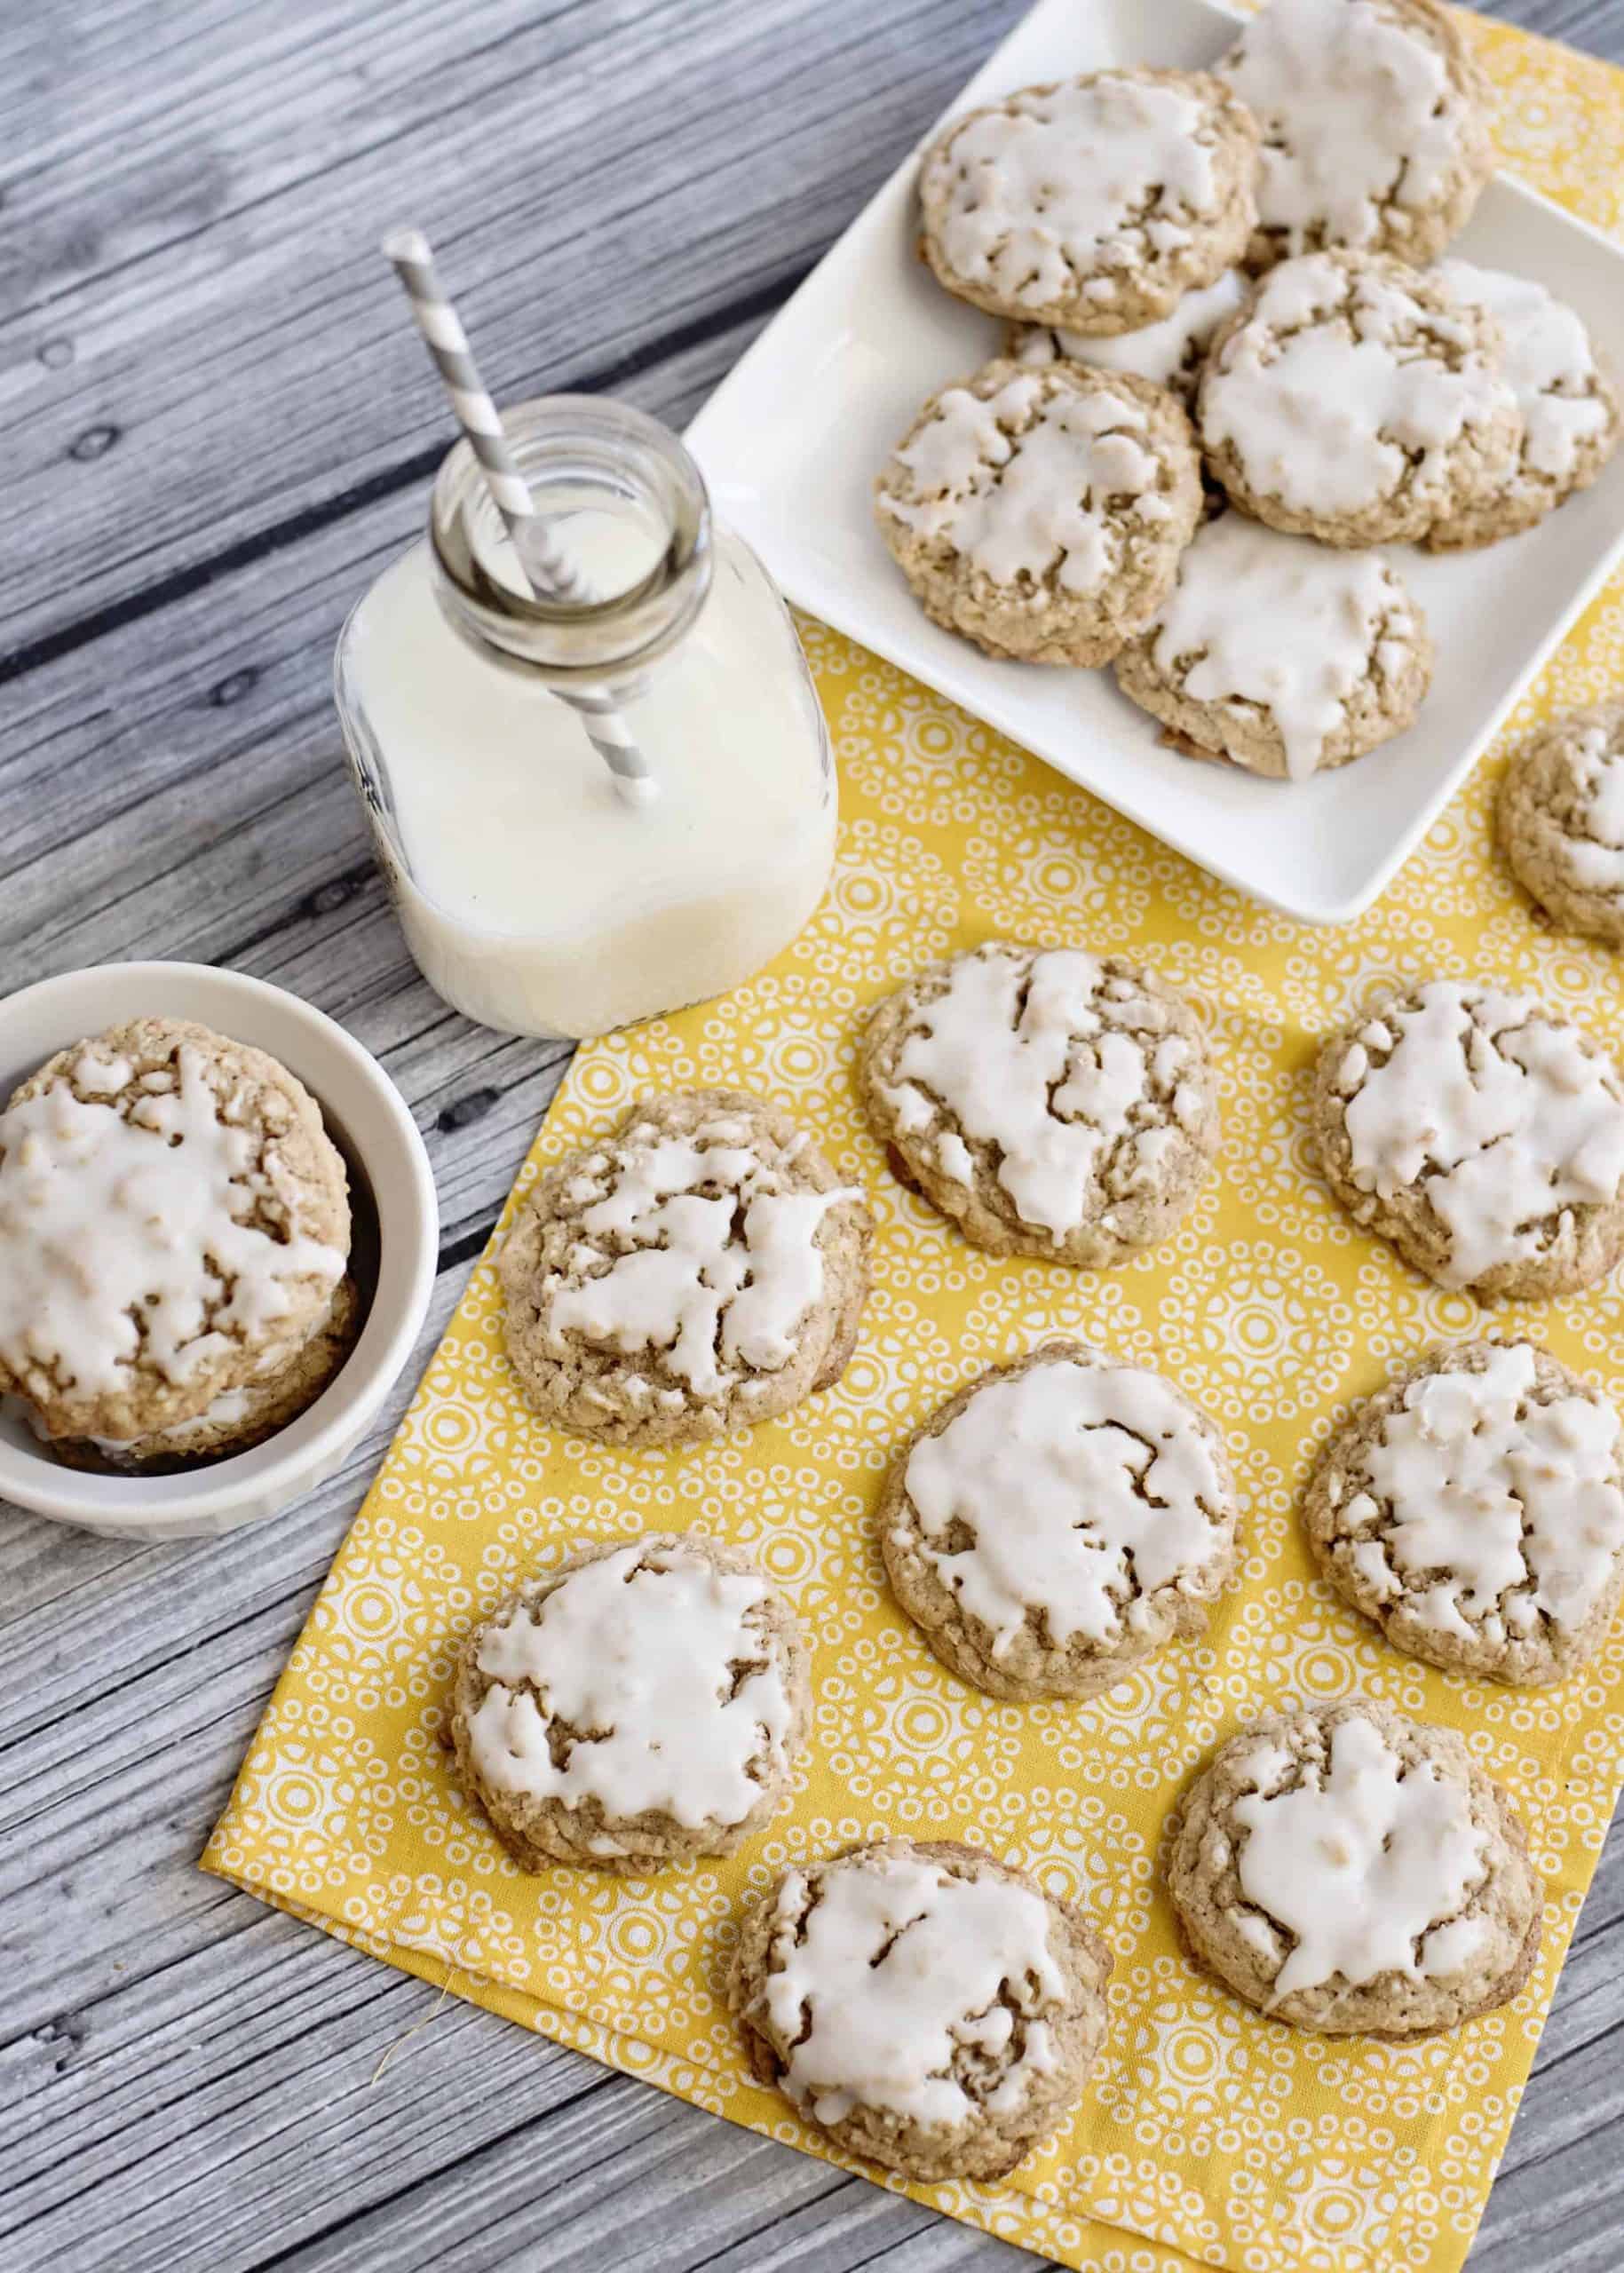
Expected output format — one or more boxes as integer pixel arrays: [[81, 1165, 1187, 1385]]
[[685, 0, 1624, 923]]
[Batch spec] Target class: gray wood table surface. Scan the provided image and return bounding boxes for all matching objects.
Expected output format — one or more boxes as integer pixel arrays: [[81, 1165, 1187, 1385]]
[[3, 3, 1623, 2268]]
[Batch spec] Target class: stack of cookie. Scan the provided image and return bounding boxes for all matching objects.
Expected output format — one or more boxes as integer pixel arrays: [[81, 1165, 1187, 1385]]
[[0, 1017, 359, 1473], [875, 0, 1621, 784]]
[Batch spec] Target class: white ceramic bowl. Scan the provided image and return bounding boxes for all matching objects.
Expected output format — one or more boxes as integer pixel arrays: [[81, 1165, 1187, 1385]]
[[0, 962, 439, 1541]]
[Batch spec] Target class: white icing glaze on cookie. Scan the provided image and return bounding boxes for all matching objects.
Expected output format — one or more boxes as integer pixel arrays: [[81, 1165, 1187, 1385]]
[[1435, 259, 1611, 483], [1145, 515, 1417, 779], [764, 1850, 1066, 2126], [1201, 254, 1515, 520], [877, 946, 1196, 1242], [1561, 727, 1624, 892], [1221, 0, 1475, 255], [927, 75, 1220, 313], [543, 1115, 856, 1397], [469, 1541, 791, 1829], [900, 1357, 1227, 1651], [1232, 1714, 1490, 1997], [1341, 1343, 1624, 1636], [1010, 269, 1248, 393], [1336, 983, 1624, 1288], [0, 1044, 344, 1397], [881, 374, 1161, 594]]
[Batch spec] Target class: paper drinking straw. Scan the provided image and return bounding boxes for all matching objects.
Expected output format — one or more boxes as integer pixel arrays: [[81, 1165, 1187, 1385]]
[[383, 226, 654, 805]]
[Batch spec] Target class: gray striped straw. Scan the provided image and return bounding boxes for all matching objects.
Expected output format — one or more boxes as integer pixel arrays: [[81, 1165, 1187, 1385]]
[[383, 227, 654, 805]]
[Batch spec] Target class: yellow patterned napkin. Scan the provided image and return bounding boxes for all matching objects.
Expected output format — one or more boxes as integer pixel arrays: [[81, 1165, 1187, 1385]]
[[206, 20, 1624, 2270]]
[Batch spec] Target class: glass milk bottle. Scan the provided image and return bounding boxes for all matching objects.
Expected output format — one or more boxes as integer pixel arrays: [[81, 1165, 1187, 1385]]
[[334, 399, 835, 1039]]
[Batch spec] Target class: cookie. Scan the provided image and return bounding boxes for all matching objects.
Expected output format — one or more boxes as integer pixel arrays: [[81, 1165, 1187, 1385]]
[[874, 360, 1201, 666], [1113, 511, 1431, 780], [1218, 0, 1493, 268], [1303, 1342, 1624, 1687], [1311, 980, 1624, 1299], [919, 68, 1261, 335], [861, 942, 1220, 1266], [49, 1274, 362, 1473], [1004, 268, 1248, 409], [0, 1018, 350, 1443], [1199, 250, 1523, 547], [1168, 1699, 1543, 2038], [728, 1837, 1111, 2181], [1426, 262, 1623, 548], [498, 1088, 871, 1447], [879, 1342, 1240, 1700], [1498, 700, 1624, 943], [449, 1532, 811, 1874]]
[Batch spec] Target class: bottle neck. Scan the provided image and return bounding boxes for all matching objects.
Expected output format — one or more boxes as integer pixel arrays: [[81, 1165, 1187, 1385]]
[[428, 396, 713, 689]]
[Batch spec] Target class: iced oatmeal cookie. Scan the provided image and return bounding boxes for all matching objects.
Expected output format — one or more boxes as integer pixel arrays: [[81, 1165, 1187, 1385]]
[[1218, 0, 1494, 268], [498, 1088, 871, 1447], [919, 68, 1261, 335], [728, 1836, 1111, 2180], [1004, 267, 1248, 409], [1311, 980, 1624, 1299], [1498, 700, 1624, 943], [875, 359, 1201, 665], [861, 942, 1220, 1265], [1199, 249, 1522, 547], [49, 1274, 361, 1473], [1168, 1699, 1543, 2038], [1427, 263, 1621, 548], [0, 1018, 349, 1443], [1303, 1341, 1624, 1687], [450, 1532, 811, 1873], [1113, 511, 1431, 780], [879, 1341, 1240, 1700]]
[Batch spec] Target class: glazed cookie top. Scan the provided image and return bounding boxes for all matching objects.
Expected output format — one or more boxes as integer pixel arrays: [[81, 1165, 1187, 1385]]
[[895, 1346, 1235, 1662], [1322, 982, 1624, 1291], [465, 1538, 800, 1834], [1220, 1707, 1503, 2005], [877, 361, 1192, 600], [0, 1018, 348, 1440], [503, 1089, 867, 1438], [867, 943, 1216, 1250], [761, 1843, 1073, 2129], [921, 70, 1259, 330], [1311, 1342, 1624, 1683], [1007, 270, 1249, 405], [1130, 513, 1425, 780], [1430, 261, 1621, 540], [1200, 251, 1520, 541], [1500, 701, 1624, 939], [1219, 0, 1492, 263]]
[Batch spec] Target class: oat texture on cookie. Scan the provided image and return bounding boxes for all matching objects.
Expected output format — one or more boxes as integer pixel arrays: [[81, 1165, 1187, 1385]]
[[1004, 268, 1248, 408], [729, 1838, 1111, 2182], [881, 1342, 1240, 1699], [1306, 1341, 1624, 1685], [862, 942, 1220, 1265], [919, 69, 1259, 333], [1169, 1700, 1543, 2037], [1499, 700, 1624, 942], [1218, 0, 1494, 267], [0, 1018, 349, 1443], [498, 1088, 871, 1446], [1199, 249, 1523, 547], [1427, 261, 1622, 547], [450, 1533, 810, 1873], [1314, 980, 1624, 1298], [875, 360, 1200, 666], [1113, 511, 1431, 780]]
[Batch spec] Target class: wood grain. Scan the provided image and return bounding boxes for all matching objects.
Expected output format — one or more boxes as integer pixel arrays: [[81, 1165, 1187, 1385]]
[[3, 4, 1623, 2269]]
